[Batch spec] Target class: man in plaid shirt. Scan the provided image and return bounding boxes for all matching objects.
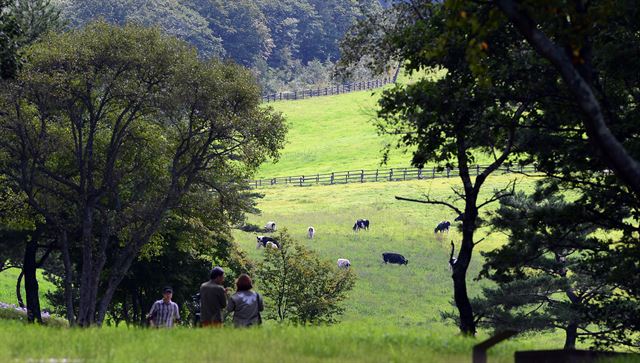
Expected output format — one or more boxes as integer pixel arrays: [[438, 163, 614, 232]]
[[147, 286, 180, 328]]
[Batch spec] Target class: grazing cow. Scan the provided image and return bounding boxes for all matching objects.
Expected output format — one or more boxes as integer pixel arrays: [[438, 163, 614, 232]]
[[382, 252, 408, 265], [256, 236, 278, 249], [266, 241, 279, 249], [454, 213, 464, 222], [352, 219, 370, 231], [307, 226, 315, 239], [265, 221, 276, 232], [434, 221, 451, 233], [337, 258, 351, 269]]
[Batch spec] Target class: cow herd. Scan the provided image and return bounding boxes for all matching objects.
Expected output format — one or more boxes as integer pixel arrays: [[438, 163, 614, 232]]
[[252, 216, 463, 269]]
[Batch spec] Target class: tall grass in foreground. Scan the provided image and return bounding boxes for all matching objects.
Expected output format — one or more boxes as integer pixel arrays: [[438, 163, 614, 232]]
[[0, 320, 583, 363]]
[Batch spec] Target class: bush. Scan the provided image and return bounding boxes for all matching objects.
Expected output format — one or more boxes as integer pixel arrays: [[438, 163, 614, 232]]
[[256, 230, 356, 324]]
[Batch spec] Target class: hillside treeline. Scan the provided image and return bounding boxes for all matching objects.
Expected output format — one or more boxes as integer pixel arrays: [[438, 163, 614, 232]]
[[54, 0, 381, 93]]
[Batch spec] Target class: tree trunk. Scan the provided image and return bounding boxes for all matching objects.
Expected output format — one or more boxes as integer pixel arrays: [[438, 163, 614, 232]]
[[564, 323, 578, 350], [16, 270, 24, 308], [23, 239, 42, 323], [60, 230, 76, 326], [452, 211, 477, 336]]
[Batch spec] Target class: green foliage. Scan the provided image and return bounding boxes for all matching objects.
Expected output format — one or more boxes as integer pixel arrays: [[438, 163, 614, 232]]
[[0, 21, 287, 325], [0, 0, 61, 79], [472, 187, 617, 348], [256, 230, 355, 324], [435, 0, 640, 348], [55, 0, 381, 92], [58, 0, 224, 58]]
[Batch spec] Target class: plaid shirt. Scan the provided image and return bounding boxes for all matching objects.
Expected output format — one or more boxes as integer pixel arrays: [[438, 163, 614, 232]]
[[149, 300, 180, 328]]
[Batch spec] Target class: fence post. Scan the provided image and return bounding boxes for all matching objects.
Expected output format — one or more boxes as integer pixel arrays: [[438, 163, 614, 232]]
[[432, 167, 436, 178], [476, 164, 480, 175], [294, 91, 297, 100], [447, 167, 450, 178], [346, 171, 349, 183], [361, 170, 365, 183], [418, 168, 422, 179], [375, 169, 379, 182], [316, 173, 320, 184], [299, 176, 303, 186], [330, 172, 334, 185], [403, 168, 407, 180], [389, 168, 394, 181]]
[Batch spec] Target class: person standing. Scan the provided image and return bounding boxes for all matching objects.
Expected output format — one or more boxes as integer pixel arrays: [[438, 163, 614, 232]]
[[147, 286, 180, 328], [200, 266, 228, 327], [227, 274, 263, 327]]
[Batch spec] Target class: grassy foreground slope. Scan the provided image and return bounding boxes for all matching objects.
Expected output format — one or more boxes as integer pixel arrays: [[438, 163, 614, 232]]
[[1, 320, 564, 363]]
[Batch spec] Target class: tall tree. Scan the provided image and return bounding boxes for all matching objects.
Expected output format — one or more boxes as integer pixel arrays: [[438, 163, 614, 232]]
[[341, 1, 543, 335], [436, 0, 640, 346], [0, 21, 286, 326]]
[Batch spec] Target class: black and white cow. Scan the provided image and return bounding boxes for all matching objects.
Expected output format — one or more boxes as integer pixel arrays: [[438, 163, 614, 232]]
[[434, 221, 451, 233], [256, 236, 279, 249], [264, 221, 277, 232], [352, 219, 370, 231], [382, 252, 408, 265]]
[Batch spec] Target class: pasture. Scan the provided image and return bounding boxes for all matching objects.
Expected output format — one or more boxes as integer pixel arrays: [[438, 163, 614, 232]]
[[258, 68, 498, 178], [235, 174, 537, 327]]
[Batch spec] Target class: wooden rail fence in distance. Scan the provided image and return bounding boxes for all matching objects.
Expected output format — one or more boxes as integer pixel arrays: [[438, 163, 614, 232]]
[[250, 164, 538, 188]]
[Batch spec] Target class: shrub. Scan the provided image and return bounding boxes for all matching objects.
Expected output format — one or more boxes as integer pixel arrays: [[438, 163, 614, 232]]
[[256, 230, 356, 324]]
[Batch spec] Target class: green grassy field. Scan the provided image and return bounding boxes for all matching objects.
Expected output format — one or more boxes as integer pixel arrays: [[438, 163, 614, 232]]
[[0, 319, 572, 363], [235, 175, 534, 326], [259, 70, 494, 178]]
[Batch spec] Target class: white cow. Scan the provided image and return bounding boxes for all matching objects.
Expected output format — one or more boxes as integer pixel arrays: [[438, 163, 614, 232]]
[[337, 258, 351, 269], [266, 241, 279, 249], [265, 221, 276, 232], [307, 226, 315, 239]]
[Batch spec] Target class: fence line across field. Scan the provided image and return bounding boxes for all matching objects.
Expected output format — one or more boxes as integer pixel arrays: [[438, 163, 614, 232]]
[[249, 164, 539, 188], [261, 77, 396, 103]]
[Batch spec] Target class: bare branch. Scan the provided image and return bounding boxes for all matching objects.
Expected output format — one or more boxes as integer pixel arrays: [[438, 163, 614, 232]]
[[395, 195, 463, 215], [477, 179, 517, 210]]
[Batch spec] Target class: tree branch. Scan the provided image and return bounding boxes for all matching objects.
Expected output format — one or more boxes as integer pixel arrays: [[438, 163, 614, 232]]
[[495, 0, 640, 196], [395, 195, 463, 215]]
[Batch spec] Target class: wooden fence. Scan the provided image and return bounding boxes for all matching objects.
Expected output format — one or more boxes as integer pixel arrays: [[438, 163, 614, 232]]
[[249, 164, 538, 188], [262, 77, 395, 103]]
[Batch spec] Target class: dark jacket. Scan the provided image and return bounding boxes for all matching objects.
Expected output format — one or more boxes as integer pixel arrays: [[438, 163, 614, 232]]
[[200, 280, 227, 322]]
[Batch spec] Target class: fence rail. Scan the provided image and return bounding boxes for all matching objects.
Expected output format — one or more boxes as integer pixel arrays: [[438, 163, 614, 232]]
[[249, 164, 539, 188], [262, 77, 396, 103]]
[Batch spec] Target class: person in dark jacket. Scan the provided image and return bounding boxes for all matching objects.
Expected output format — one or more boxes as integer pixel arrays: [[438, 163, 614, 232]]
[[227, 274, 263, 327], [200, 266, 228, 327]]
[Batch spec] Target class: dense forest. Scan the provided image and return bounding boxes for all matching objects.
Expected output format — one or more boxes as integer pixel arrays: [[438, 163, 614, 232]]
[[53, 0, 382, 93]]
